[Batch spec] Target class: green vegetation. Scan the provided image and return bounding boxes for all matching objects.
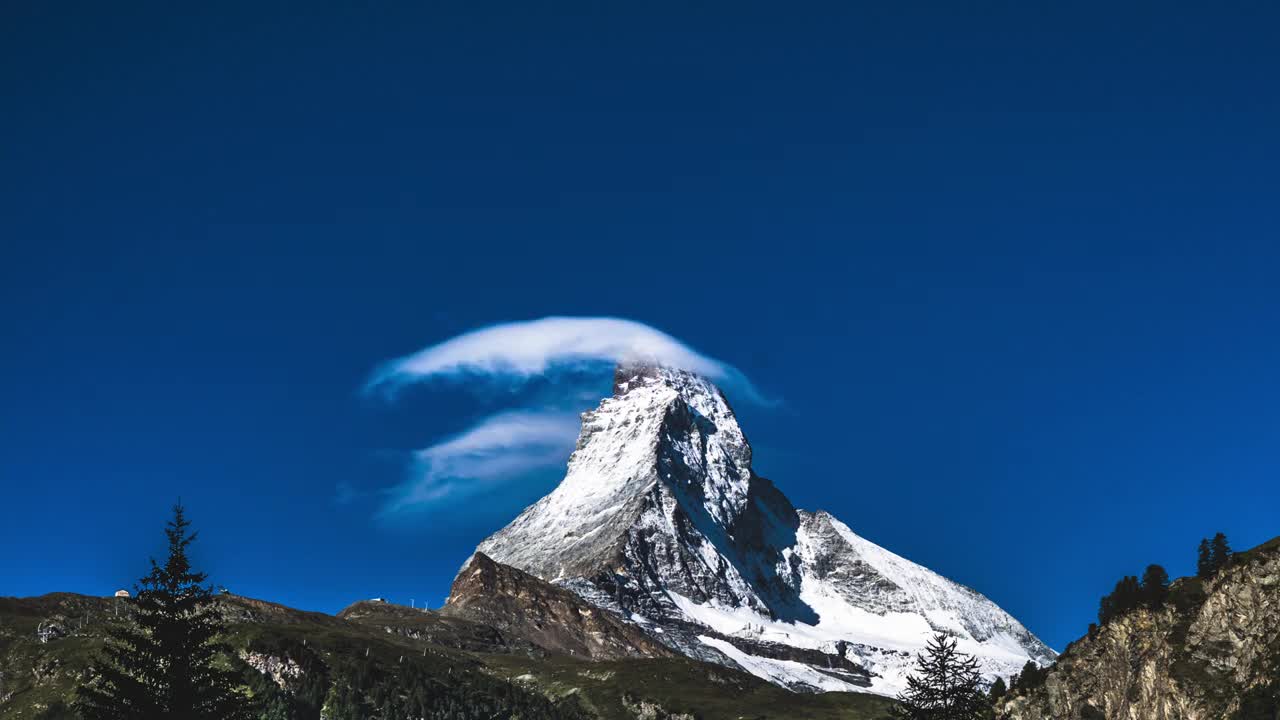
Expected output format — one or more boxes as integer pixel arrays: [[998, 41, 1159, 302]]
[[235, 632, 587, 720], [1197, 532, 1234, 580], [1098, 532, 1233, 628], [1231, 535, 1280, 565], [1007, 661, 1046, 695], [0, 504, 892, 719], [75, 505, 249, 720], [480, 653, 894, 720], [985, 677, 1005, 704], [1, 593, 895, 719], [1097, 574, 1142, 625]]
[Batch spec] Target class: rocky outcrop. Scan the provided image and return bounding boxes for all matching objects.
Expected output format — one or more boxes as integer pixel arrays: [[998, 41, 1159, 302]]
[[620, 694, 698, 719], [337, 598, 537, 654], [999, 538, 1280, 719], [442, 552, 675, 660], [240, 651, 302, 689]]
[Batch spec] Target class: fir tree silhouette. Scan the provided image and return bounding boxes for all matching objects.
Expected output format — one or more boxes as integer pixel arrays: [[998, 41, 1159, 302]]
[[74, 503, 249, 720], [1098, 575, 1143, 625], [1209, 532, 1233, 575], [1198, 532, 1234, 580], [1140, 564, 1170, 609], [988, 676, 1008, 702], [891, 633, 990, 720], [1197, 538, 1214, 579]]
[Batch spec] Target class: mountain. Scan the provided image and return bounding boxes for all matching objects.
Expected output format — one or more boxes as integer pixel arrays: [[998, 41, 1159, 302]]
[[998, 536, 1280, 720], [0, 591, 895, 719], [474, 363, 1055, 696]]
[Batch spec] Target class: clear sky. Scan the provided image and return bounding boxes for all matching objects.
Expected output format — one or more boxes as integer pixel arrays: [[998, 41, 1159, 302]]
[[3, 1, 1278, 652]]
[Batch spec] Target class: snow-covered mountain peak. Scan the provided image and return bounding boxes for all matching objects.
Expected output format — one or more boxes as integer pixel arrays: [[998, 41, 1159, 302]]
[[473, 365, 1054, 696], [478, 362, 756, 581]]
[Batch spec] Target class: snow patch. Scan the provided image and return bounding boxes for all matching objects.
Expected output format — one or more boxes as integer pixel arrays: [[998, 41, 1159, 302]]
[[697, 636, 865, 694]]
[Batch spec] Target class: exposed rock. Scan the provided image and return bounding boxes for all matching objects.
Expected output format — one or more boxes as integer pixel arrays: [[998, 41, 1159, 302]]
[[1000, 538, 1280, 719], [337, 599, 535, 654], [621, 693, 698, 720], [441, 552, 675, 660], [241, 651, 302, 689]]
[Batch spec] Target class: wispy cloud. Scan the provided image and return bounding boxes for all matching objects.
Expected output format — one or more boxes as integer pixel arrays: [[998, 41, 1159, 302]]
[[380, 410, 581, 515], [366, 316, 763, 403], [364, 316, 768, 516]]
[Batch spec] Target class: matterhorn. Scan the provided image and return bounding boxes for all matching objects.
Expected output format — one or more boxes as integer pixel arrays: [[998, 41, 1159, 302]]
[[472, 363, 1054, 696]]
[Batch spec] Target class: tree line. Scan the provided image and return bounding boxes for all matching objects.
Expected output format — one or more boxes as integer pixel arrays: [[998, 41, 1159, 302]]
[[895, 531, 1251, 719], [1095, 532, 1232, 627]]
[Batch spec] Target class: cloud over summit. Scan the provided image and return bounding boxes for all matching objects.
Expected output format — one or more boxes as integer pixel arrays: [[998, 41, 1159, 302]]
[[368, 316, 756, 398], [366, 316, 764, 515]]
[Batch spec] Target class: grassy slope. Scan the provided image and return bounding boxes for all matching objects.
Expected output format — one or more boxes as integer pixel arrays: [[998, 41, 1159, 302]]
[[480, 654, 894, 720], [0, 593, 894, 720]]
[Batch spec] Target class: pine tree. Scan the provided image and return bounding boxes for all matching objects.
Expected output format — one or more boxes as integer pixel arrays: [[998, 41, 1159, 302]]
[[1098, 575, 1143, 625], [1210, 532, 1233, 576], [891, 633, 990, 720], [1140, 564, 1170, 609], [1197, 538, 1214, 579], [988, 676, 1007, 702], [74, 504, 249, 720], [1011, 660, 1046, 692]]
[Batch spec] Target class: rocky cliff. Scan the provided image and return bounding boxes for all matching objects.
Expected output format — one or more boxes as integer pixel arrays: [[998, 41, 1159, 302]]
[[999, 538, 1280, 720], [440, 551, 675, 660]]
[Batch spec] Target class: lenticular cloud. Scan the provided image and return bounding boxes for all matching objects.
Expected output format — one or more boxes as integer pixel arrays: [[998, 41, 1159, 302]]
[[368, 316, 760, 401], [382, 410, 581, 514], [366, 316, 768, 515]]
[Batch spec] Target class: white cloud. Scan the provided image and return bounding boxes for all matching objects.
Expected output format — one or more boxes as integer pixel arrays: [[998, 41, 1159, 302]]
[[365, 317, 770, 516], [366, 316, 762, 402], [380, 410, 581, 514]]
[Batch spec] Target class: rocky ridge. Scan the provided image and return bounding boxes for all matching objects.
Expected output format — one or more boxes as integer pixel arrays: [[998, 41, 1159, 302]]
[[999, 537, 1280, 719]]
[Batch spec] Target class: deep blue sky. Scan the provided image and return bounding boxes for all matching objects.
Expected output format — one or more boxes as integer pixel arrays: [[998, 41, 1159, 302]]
[[3, 1, 1279, 652]]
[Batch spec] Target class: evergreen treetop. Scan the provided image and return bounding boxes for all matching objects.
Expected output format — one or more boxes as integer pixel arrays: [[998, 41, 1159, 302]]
[[1197, 538, 1214, 579], [1140, 564, 1169, 609], [1210, 533, 1233, 574], [891, 633, 990, 720], [75, 503, 250, 720]]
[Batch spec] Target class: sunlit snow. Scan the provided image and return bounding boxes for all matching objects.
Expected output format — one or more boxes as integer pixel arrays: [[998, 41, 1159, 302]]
[[476, 365, 1055, 697]]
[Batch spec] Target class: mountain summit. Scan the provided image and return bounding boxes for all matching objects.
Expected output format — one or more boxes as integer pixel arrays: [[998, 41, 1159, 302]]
[[475, 364, 1055, 696]]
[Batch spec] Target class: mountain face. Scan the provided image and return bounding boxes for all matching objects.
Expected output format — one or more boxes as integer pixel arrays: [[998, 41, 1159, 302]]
[[440, 551, 675, 661], [475, 364, 1055, 696], [999, 538, 1280, 720]]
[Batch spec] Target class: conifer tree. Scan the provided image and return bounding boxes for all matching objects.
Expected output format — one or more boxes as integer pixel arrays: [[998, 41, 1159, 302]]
[[75, 504, 249, 720], [988, 676, 1007, 702], [1098, 575, 1143, 625], [891, 633, 989, 720], [1140, 564, 1169, 609], [1197, 538, 1214, 579], [1210, 532, 1233, 576], [1011, 660, 1046, 692]]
